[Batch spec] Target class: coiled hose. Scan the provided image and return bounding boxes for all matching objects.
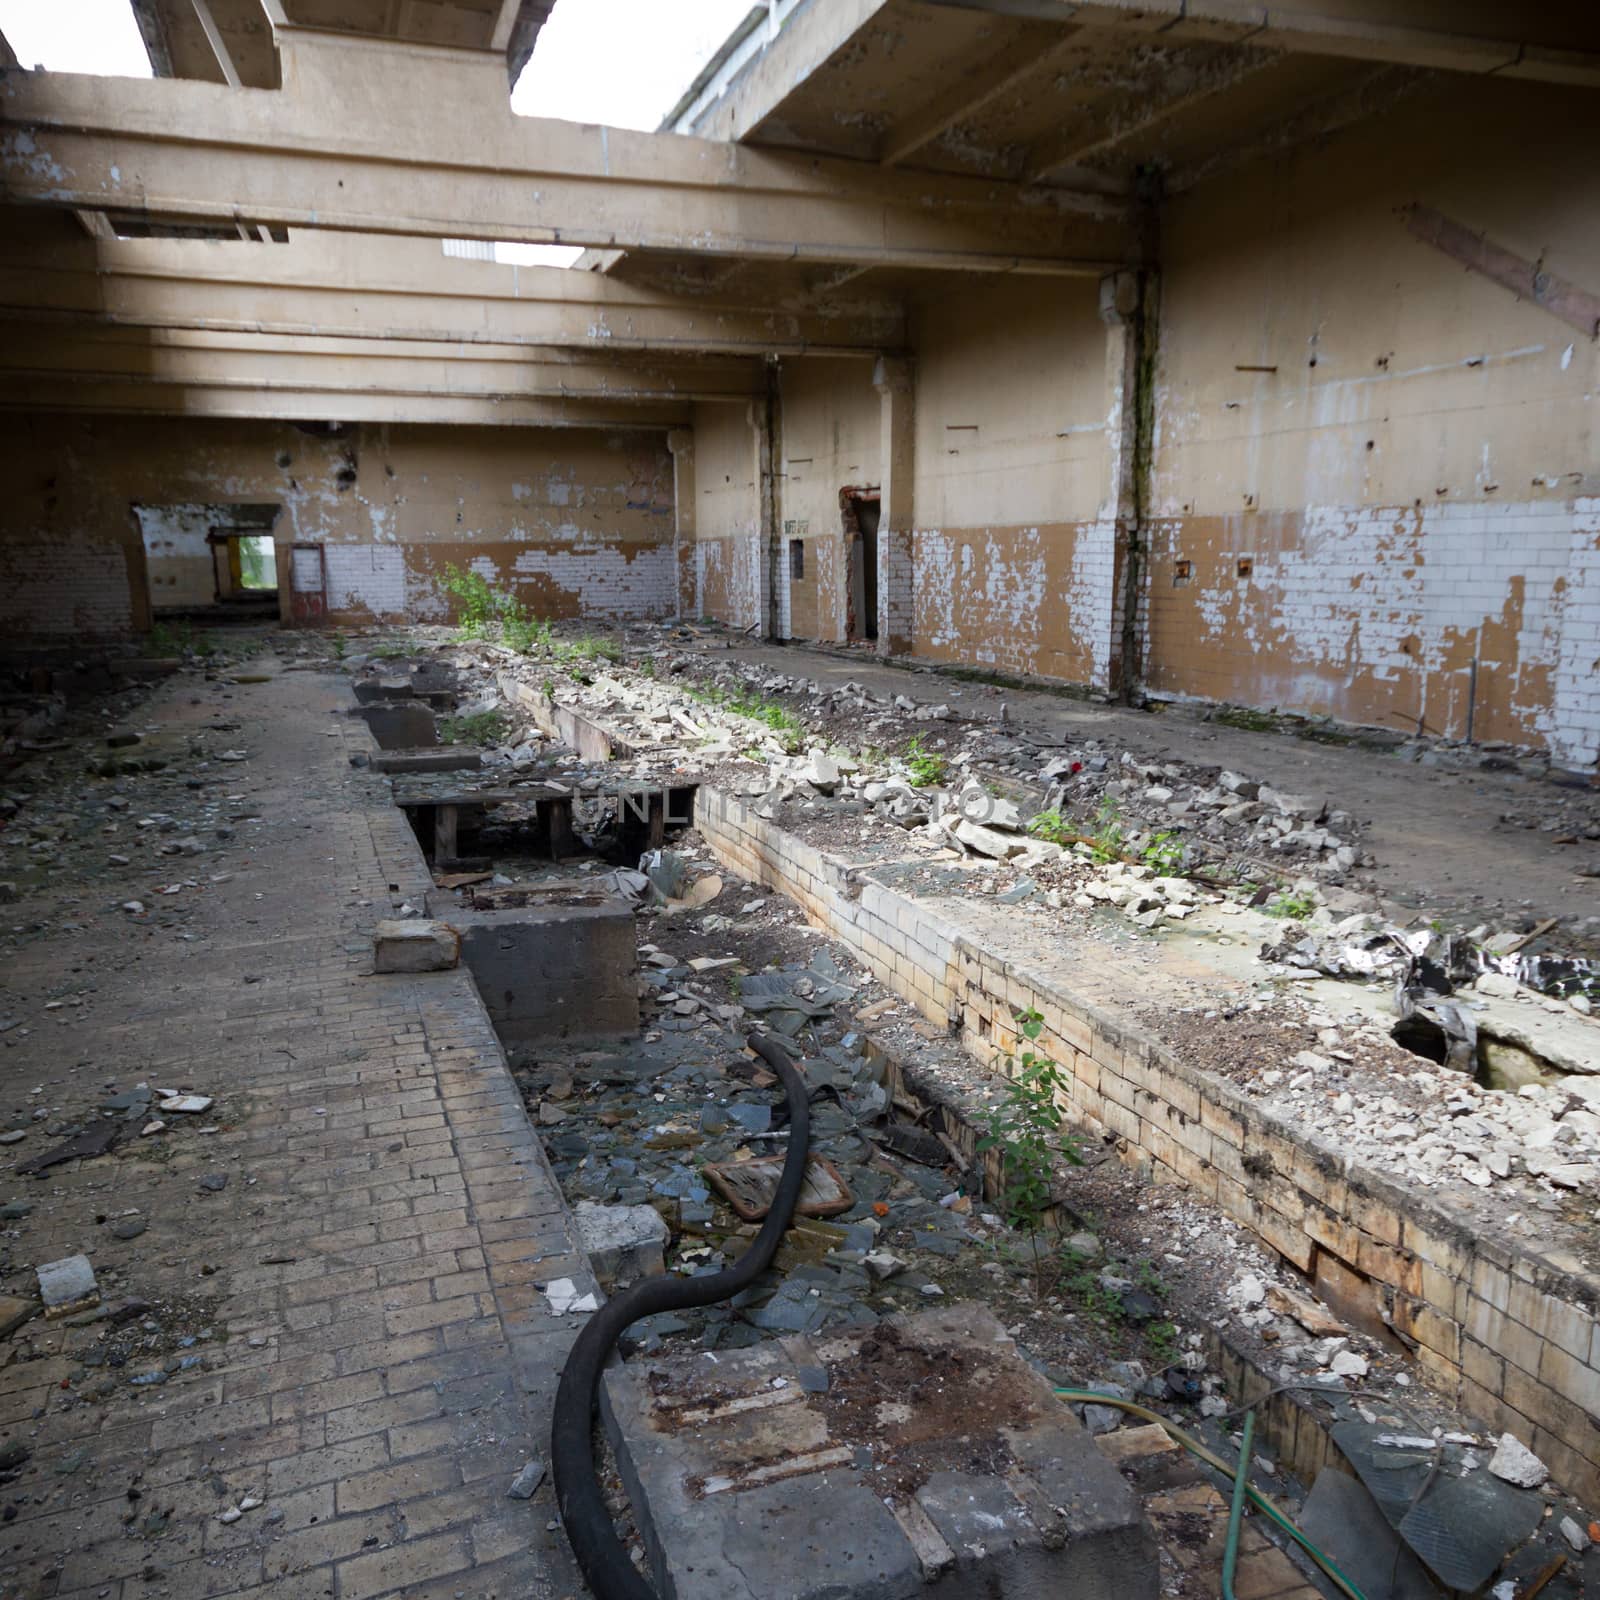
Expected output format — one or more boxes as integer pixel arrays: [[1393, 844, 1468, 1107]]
[[551, 1031, 812, 1600]]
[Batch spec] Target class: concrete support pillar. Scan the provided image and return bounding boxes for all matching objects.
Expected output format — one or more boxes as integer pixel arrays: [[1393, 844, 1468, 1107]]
[[1097, 268, 1156, 700], [667, 427, 695, 621], [749, 385, 778, 639], [872, 354, 915, 657]]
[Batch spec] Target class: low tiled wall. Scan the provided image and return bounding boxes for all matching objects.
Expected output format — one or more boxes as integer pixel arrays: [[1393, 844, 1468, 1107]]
[[695, 783, 1600, 1501]]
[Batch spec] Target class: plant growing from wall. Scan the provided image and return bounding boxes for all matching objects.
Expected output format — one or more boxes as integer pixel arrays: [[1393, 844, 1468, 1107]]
[[904, 735, 947, 788], [977, 1007, 1080, 1294]]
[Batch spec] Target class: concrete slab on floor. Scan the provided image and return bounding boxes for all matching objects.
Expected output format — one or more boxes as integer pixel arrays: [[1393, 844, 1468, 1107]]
[[602, 1301, 1158, 1600]]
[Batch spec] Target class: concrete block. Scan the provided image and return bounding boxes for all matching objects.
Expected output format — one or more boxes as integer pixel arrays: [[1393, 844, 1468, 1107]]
[[37, 1255, 98, 1317], [350, 701, 438, 750], [373, 919, 461, 973], [574, 1202, 669, 1290], [370, 750, 483, 775], [455, 898, 636, 1042], [602, 1302, 1156, 1600]]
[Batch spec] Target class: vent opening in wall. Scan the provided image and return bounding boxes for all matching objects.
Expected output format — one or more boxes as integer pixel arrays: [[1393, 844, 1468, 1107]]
[[790, 539, 805, 580], [1236, 558, 1253, 578], [1173, 560, 1193, 585]]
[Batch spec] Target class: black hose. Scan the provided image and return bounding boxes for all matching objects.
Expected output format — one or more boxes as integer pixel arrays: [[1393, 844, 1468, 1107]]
[[550, 1031, 813, 1600]]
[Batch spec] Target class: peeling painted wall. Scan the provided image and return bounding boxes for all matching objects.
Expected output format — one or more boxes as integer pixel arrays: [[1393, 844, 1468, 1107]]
[[910, 278, 1112, 683], [776, 358, 880, 642], [0, 414, 676, 637], [1148, 77, 1600, 767], [690, 401, 763, 630]]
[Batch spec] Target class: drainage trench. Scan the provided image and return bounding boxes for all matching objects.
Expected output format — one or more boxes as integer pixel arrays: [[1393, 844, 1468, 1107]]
[[360, 669, 1600, 1594]]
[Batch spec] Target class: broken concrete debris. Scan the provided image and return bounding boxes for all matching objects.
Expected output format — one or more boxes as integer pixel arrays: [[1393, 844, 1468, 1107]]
[[573, 1201, 669, 1290]]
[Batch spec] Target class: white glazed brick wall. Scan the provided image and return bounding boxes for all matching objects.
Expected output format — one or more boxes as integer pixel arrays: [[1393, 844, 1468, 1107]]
[[1145, 498, 1600, 767], [325, 544, 407, 619]]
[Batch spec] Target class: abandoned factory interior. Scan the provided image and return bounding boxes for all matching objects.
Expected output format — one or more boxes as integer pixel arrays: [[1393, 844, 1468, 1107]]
[[2, 0, 1600, 1597]]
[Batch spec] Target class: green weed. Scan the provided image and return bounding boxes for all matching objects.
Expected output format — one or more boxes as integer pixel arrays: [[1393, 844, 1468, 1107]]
[[904, 735, 947, 789], [1028, 809, 1075, 846], [1266, 891, 1317, 920], [1088, 795, 1126, 863], [978, 1007, 1081, 1294], [439, 710, 508, 746], [1140, 830, 1186, 875]]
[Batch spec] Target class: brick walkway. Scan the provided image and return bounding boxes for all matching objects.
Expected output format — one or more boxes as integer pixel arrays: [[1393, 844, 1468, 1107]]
[[1, 661, 593, 1600]]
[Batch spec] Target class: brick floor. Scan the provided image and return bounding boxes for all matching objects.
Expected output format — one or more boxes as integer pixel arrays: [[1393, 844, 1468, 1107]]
[[0, 661, 594, 1600]]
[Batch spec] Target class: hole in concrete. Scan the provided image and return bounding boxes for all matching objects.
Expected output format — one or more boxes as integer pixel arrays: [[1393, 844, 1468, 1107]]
[[1390, 1014, 1450, 1066]]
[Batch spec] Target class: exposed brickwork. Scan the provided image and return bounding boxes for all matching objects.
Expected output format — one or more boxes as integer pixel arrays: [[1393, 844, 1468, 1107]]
[[0, 669, 593, 1600], [0, 539, 136, 638], [695, 783, 1600, 1502]]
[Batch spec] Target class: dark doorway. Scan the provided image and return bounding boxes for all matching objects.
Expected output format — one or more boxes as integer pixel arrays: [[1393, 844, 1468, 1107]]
[[842, 488, 881, 642]]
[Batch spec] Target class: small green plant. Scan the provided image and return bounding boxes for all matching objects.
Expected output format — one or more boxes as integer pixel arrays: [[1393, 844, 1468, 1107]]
[[554, 634, 621, 666], [1266, 891, 1318, 920], [1144, 1319, 1180, 1370], [330, 632, 348, 660], [1088, 795, 1126, 863], [1140, 830, 1186, 875], [439, 709, 508, 746], [684, 681, 805, 750], [977, 1008, 1081, 1294], [503, 612, 553, 655], [147, 620, 196, 656], [439, 563, 502, 637], [371, 642, 411, 661], [904, 735, 947, 789], [1028, 809, 1074, 846]]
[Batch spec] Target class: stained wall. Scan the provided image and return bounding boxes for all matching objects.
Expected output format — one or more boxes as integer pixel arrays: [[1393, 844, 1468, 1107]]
[[1147, 76, 1600, 767], [776, 358, 880, 642], [908, 276, 1115, 685], [689, 401, 763, 631], [0, 413, 676, 638]]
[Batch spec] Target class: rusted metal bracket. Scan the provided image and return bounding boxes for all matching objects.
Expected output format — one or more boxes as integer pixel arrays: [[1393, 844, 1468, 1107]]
[[1404, 203, 1600, 339]]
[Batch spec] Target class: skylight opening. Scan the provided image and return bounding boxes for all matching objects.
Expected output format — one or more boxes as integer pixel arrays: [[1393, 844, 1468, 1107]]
[[0, 0, 152, 77]]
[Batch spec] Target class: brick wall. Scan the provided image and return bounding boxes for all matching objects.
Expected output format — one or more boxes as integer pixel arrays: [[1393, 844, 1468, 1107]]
[[695, 782, 1600, 1500], [1145, 500, 1600, 768], [0, 538, 137, 639]]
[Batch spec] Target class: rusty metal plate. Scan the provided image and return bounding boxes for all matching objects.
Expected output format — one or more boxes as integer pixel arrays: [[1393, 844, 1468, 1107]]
[[702, 1154, 855, 1221]]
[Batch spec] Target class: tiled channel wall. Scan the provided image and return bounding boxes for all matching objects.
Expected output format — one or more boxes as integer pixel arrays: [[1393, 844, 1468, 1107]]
[[694, 783, 1600, 1501]]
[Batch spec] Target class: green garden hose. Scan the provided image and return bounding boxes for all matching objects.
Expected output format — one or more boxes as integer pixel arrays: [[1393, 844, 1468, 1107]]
[[1222, 1411, 1255, 1600], [1053, 1388, 1368, 1600]]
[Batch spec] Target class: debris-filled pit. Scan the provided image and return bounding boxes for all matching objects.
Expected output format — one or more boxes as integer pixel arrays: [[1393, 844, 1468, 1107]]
[[6, 619, 1600, 1600], [332, 617, 1600, 1597]]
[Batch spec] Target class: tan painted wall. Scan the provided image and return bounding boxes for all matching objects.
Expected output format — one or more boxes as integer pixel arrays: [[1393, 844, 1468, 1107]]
[[689, 401, 763, 630], [0, 414, 675, 637], [909, 277, 1115, 684], [1148, 76, 1600, 766], [777, 357, 880, 642]]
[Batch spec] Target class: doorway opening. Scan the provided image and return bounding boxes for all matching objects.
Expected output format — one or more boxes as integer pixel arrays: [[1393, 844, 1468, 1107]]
[[841, 487, 881, 643], [133, 502, 280, 621]]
